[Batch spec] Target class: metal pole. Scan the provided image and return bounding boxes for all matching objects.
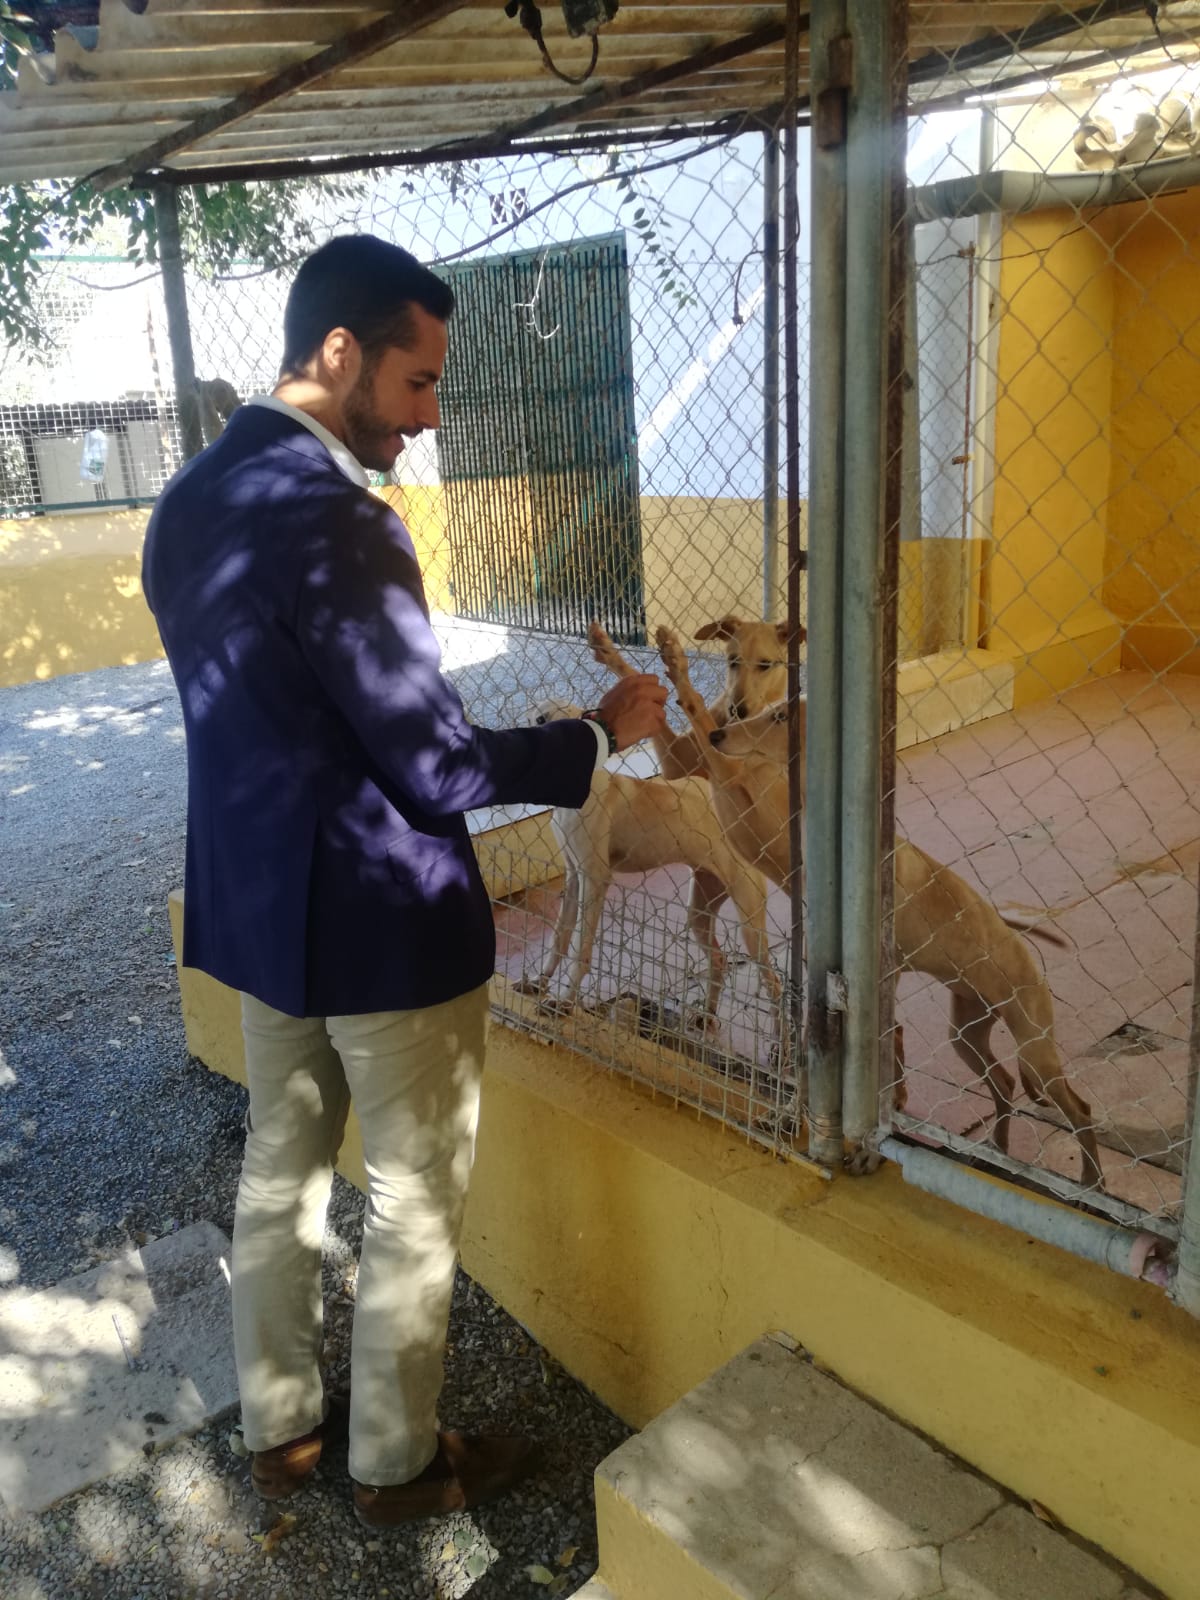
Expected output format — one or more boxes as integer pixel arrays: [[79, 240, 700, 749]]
[[901, 209, 922, 550], [781, 2, 808, 1138], [881, 1139, 1171, 1285], [803, 0, 848, 1167], [839, 0, 895, 1148], [1172, 874, 1200, 1316], [762, 127, 781, 622], [873, 9, 909, 1153], [966, 107, 1000, 650], [152, 184, 204, 464]]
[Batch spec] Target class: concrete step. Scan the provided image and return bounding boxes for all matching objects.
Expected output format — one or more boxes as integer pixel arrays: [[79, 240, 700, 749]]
[[571, 1580, 618, 1600], [593, 1332, 1153, 1600], [0, 1222, 238, 1515]]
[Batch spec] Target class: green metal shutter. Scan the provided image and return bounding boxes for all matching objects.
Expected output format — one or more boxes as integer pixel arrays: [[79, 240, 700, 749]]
[[436, 231, 646, 644]]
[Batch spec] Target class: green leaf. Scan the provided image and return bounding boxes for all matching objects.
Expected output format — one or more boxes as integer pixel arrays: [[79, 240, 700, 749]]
[[0, 169, 366, 356]]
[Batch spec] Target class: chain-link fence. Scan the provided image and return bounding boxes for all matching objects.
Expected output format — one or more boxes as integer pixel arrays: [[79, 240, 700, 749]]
[[4, 0, 1199, 1293], [1, 127, 816, 1147], [0, 260, 183, 513], [871, 8, 1200, 1265]]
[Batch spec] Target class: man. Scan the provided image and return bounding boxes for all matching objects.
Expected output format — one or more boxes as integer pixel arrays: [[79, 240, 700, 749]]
[[142, 234, 666, 1527]]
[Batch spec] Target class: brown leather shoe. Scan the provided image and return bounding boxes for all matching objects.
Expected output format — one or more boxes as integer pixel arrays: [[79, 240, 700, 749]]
[[249, 1393, 350, 1500], [352, 1431, 538, 1526]]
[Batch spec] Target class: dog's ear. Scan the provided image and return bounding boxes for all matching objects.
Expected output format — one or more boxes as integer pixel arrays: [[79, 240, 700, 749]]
[[695, 615, 744, 642], [773, 621, 806, 646]]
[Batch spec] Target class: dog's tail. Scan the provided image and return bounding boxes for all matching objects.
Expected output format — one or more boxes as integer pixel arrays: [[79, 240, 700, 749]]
[[1000, 911, 1068, 948]]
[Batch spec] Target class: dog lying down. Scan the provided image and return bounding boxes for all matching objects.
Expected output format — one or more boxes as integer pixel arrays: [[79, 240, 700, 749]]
[[651, 629, 1103, 1192], [514, 697, 782, 1031]]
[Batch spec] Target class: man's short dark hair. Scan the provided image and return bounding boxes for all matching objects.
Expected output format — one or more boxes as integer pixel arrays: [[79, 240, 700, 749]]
[[280, 234, 455, 376]]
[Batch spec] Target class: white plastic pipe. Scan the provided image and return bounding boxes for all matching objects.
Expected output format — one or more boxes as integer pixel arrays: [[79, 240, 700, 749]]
[[911, 154, 1200, 222]]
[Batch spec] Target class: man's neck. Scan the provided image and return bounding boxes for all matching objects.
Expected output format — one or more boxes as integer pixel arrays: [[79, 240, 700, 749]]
[[272, 378, 348, 445]]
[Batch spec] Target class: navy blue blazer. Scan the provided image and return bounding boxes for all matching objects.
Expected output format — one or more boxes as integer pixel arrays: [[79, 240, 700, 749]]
[[142, 404, 596, 1017]]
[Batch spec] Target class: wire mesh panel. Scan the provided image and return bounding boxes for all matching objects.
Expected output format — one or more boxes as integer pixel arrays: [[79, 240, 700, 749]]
[[0, 130, 809, 1155], [873, 6, 1200, 1250], [0, 260, 184, 513], [436, 232, 645, 643]]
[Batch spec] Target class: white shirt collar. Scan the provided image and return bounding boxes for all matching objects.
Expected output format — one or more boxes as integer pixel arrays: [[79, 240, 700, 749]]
[[246, 393, 370, 488]]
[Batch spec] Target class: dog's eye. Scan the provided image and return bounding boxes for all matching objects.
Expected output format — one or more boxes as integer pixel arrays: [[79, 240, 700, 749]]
[[774, 708, 787, 722], [728, 657, 743, 669], [757, 661, 774, 672], [535, 714, 547, 725]]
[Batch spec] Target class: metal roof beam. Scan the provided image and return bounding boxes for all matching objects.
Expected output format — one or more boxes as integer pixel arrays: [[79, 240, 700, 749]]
[[128, 15, 797, 186], [430, 16, 796, 155], [84, 0, 475, 193]]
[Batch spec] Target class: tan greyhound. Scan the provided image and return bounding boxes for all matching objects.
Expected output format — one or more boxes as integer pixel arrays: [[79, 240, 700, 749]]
[[656, 629, 1102, 1190]]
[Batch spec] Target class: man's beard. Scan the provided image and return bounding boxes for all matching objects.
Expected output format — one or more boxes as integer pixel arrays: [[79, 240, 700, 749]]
[[342, 368, 403, 473]]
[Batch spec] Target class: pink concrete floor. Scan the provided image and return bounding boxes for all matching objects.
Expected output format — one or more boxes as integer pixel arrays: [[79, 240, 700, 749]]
[[494, 671, 1199, 1219]]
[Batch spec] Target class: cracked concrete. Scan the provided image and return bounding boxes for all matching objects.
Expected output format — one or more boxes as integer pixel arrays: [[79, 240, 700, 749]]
[[594, 1334, 1155, 1600]]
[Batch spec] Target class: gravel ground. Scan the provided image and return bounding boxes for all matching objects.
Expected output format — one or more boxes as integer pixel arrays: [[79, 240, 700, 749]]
[[0, 648, 638, 1600]]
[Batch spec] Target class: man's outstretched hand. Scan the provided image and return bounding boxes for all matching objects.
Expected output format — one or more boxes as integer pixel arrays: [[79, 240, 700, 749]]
[[596, 674, 668, 752]]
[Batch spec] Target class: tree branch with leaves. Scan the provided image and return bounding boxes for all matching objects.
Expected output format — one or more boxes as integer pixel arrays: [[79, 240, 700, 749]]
[[0, 173, 364, 357]]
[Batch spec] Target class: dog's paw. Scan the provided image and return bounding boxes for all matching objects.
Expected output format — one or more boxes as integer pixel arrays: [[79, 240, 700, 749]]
[[685, 1008, 722, 1038], [655, 625, 687, 683], [511, 974, 546, 997], [537, 996, 576, 1019], [845, 1144, 883, 1176], [587, 619, 622, 670]]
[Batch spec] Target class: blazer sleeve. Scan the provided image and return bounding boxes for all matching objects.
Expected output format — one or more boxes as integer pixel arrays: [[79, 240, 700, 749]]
[[294, 493, 598, 817]]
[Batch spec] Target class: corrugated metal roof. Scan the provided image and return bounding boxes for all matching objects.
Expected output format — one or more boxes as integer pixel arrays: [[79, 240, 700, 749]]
[[1, 1, 1197, 189]]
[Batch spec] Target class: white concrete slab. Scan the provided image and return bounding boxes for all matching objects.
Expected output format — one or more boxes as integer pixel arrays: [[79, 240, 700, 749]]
[[0, 1221, 237, 1515], [596, 1333, 1147, 1600]]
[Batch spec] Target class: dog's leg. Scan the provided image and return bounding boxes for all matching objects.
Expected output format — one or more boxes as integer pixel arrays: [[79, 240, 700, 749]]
[[949, 988, 1017, 1152], [685, 867, 729, 1033], [1005, 990, 1104, 1191], [587, 619, 639, 682], [515, 852, 579, 996], [565, 862, 611, 1013], [655, 626, 745, 787], [725, 863, 791, 1109], [723, 864, 782, 1009], [589, 620, 697, 779]]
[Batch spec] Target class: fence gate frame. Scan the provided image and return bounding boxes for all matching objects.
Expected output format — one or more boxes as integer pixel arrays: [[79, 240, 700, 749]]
[[805, 0, 1200, 1318]]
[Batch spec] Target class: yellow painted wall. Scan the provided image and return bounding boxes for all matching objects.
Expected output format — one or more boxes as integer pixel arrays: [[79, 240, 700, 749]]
[[639, 497, 798, 636], [168, 891, 1200, 1600], [898, 535, 978, 659], [0, 508, 160, 687], [3, 492, 969, 689], [379, 484, 456, 615], [1101, 186, 1200, 675], [386, 486, 809, 637], [988, 211, 1122, 703]]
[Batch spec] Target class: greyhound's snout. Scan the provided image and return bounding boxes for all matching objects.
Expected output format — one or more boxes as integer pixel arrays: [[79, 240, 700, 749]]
[[709, 728, 726, 747]]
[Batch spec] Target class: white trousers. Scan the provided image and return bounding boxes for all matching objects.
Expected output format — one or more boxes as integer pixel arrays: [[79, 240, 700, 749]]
[[232, 983, 489, 1486]]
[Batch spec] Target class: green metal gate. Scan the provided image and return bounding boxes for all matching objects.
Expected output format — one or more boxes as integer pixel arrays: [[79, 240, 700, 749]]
[[436, 232, 646, 644]]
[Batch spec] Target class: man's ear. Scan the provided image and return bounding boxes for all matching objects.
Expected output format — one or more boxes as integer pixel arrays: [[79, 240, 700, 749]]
[[319, 326, 360, 383]]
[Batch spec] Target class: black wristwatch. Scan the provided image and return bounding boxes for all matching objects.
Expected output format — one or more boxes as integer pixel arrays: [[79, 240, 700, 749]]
[[581, 708, 619, 756]]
